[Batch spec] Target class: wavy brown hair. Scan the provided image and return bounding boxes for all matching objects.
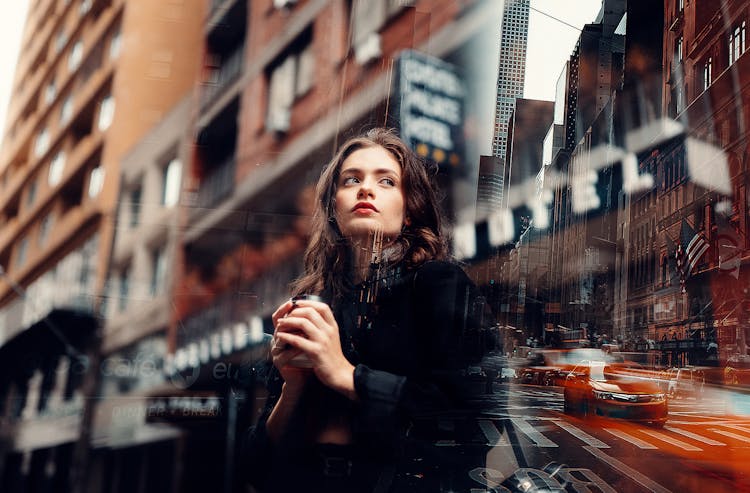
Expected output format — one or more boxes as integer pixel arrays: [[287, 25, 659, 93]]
[[291, 128, 448, 299]]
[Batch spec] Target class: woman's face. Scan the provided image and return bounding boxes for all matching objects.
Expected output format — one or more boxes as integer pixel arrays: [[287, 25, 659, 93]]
[[334, 145, 406, 244]]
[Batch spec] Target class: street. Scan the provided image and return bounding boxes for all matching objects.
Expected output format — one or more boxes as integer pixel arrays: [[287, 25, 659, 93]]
[[462, 382, 750, 492]]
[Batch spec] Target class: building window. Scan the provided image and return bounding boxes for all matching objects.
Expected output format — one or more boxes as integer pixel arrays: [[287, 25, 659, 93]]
[[161, 158, 181, 207], [296, 44, 315, 96], [48, 151, 66, 186], [729, 20, 746, 66], [675, 36, 683, 62], [16, 237, 28, 268], [150, 246, 167, 296], [671, 83, 685, 114], [98, 96, 115, 131], [44, 82, 56, 105], [88, 167, 105, 198], [26, 179, 37, 208], [266, 29, 314, 133], [676, 0, 684, 12], [60, 96, 73, 124], [129, 186, 141, 228], [54, 31, 67, 54], [68, 41, 83, 71], [26, 180, 37, 207], [118, 266, 130, 312], [34, 128, 49, 157], [39, 213, 54, 246], [351, 0, 386, 64], [109, 28, 121, 60], [703, 56, 712, 90]]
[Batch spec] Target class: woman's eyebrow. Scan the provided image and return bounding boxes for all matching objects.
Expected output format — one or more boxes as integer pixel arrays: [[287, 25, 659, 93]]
[[339, 167, 400, 177], [338, 167, 361, 177]]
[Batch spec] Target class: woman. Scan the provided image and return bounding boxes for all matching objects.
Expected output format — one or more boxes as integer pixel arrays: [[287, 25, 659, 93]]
[[245, 128, 495, 492]]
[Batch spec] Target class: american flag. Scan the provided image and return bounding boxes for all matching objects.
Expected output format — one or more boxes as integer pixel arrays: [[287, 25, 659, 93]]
[[679, 220, 709, 278], [686, 231, 709, 274]]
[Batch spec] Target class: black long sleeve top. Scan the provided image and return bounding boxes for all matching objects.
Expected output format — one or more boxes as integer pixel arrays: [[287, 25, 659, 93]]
[[244, 260, 497, 488]]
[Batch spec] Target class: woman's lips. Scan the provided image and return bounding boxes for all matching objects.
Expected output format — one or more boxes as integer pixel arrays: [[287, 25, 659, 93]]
[[352, 202, 378, 213]]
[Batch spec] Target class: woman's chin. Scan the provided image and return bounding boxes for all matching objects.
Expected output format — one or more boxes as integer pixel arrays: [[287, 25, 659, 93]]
[[341, 223, 399, 243]]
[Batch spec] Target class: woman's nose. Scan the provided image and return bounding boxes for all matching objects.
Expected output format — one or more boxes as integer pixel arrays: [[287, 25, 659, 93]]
[[357, 181, 374, 198]]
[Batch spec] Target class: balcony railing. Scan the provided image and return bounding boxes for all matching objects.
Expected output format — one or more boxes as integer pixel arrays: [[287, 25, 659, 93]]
[[201, 47, 244, 109], [194, 155, 236, 210]]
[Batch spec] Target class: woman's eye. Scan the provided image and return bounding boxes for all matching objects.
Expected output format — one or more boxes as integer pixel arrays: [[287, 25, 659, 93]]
[[342, 176, 359, 185], [380, 177, 396, 186]]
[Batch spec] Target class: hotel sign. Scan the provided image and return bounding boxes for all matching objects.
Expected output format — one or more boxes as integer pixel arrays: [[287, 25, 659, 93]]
[[396, 50, 465, 168]]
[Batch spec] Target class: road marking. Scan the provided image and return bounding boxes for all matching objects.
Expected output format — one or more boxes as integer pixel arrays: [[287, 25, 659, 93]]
[[664, 426, 726, 446], [478, 419, 509, 446], [720, 423, 750, 434], [583, 446, 673, 493], [605, 428, 657, 449], [553, 421, 609, 448], [709, 428, 750, 443], [638, 429, 702, 451], [514, 390, 558, 399], [510, 418, 558, 447]]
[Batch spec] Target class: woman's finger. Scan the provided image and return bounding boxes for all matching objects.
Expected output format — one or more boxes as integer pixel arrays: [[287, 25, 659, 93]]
[[272, 345, 303, 368], [292, 300, 337, 328], [276, 317, 325, 342], [287, 306, 332, 336], [271, 299, 295, 328], [274, 331, 318, 356], [270, 335, 290, 355]]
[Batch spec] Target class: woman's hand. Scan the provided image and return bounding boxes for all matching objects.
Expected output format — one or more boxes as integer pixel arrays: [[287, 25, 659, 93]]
[[271, 301, 312, 394], [272, 298, 357, 400]]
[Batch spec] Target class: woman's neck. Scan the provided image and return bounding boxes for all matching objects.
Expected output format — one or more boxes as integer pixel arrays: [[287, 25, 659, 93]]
[[350, 240, 376, 285], [349, 228, 392, 284]]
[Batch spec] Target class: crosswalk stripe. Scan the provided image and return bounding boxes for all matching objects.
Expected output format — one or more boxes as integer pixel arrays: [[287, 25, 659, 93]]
[[721, 423, 750, 434], [638, 429, 702, 451], [553, 420, 609, 448], [605, 428, 657, 449], [709, 428, 750, 443], [510, 418, 558, 447], [513, 390, 559, 398], [583, 446, 673, 493], [478, 419, 509, 446], [664, 426, 726, 446]]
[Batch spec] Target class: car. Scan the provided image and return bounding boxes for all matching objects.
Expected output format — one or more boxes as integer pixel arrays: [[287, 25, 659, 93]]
[[500, 367, 518, 382], [665, 367, 705, 399], [520, 348, 621, 386], [519, 349, 566, 386], [464, 366, 486, 381], [563, 361, 668, 427]]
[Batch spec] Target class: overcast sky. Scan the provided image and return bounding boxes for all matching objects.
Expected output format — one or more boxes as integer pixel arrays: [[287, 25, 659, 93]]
[[0, 1, 602, 142], [525, 0, 603, 100]]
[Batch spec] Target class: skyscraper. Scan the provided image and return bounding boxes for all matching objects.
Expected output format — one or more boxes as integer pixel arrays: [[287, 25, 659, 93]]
[[491, 0, 530, 162]]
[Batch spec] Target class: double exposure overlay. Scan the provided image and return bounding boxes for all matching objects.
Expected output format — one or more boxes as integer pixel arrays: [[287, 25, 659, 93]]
[[0, 0, 749, 491]]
